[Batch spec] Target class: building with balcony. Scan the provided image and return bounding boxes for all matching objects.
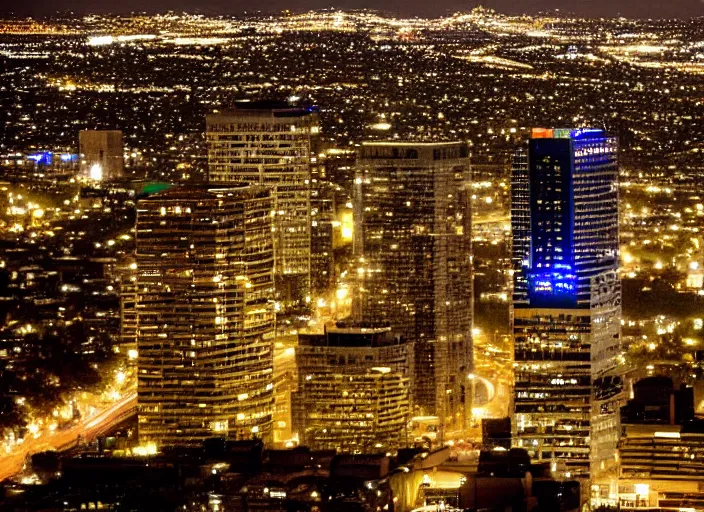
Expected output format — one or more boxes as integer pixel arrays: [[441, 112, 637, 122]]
[[135, 185, 275, 447], [292, 326, 410, 452]]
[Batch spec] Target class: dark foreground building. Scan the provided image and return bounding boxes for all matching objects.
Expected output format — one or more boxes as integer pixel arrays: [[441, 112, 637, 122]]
[[610, 376, 704, 510], [2, 443, 582, 512]]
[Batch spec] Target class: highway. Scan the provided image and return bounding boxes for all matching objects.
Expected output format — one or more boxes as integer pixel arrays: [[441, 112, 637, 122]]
[[0, 391, 137, 482]]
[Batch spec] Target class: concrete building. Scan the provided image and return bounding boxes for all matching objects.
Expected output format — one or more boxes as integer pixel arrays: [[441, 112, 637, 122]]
[[135, 185, 275, 447], [293, 326, 410, 452], [610, 377, 704, 510], [511, 128, 622, 481], [79, 130, 124, 180], [206, 101, 319, 304], [353, 141, 473, 430]]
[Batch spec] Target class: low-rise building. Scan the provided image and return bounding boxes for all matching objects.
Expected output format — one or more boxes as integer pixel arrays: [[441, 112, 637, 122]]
[[293, 326, 410, 452], [610, 376, 704, 511]]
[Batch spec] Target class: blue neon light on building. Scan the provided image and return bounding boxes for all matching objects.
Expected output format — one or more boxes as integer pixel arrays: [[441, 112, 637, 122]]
[[512, 128, 619, 308], [28, 152, 53, 166]]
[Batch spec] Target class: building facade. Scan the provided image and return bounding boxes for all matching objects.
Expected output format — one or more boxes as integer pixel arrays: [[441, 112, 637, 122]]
[[293, 326, 410, 452], [617, 426, 704, 510], [612, 377, 704, 510], [135, 185, 275, 447], [79, 130, 124, 180], [310, 180, 335, 296], [511, 128, 622, 480], [354, 142, 473, 429], [206, 102, 319, 304], [118, 257, 138, 357]]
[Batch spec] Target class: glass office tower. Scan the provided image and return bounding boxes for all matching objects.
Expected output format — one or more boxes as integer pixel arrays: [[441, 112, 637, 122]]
[[354, 142, 473, 431], [511, 128, 622, 483]]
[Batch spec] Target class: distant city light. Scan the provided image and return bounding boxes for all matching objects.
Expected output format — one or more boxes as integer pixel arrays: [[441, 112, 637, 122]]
[[340, 212, 354, 241], [336, 287, 348, 300], [88, 35, 114, 46]]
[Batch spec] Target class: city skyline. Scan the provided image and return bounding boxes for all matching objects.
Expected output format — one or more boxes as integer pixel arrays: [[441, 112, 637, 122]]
[[0, 7, 703, 512], [4, 2, 704, 20]]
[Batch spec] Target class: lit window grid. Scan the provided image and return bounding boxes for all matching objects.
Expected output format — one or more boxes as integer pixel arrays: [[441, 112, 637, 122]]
[[135, 186, 275, 447]]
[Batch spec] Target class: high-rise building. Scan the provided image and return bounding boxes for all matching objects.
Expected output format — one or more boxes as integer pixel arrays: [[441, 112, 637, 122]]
[[310, 180, 335, 296], [135, 185, 275, 447], [511, 128, 622, 481], [79, 130, 124, 180], [293, 326, 410, 452], [354, 142, 473, 429], [206, 102, 319, 304]]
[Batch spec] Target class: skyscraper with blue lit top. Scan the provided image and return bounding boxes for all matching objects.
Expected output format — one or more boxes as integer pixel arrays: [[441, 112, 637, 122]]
[[513, 128, 619, 308], [512, 128, 623, 489]]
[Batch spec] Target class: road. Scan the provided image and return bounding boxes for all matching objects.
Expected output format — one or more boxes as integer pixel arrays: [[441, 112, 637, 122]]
[[0, 391, 137, 482]]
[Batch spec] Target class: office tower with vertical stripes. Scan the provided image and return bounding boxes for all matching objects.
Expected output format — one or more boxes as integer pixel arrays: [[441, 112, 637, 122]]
[[354, 142, 473, 432], [135, 185, 275, 447], [511, 128, 622, 482]]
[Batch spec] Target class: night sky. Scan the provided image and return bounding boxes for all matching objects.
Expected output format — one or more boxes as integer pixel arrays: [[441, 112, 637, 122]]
[[2, 0, 704, 20]]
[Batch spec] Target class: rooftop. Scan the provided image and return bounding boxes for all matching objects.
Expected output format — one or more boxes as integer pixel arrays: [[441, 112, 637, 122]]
[[360, 141, 466, 147], [137, 183, 270, 203], [531, 127, 607, 140], [207, 101, 318, 121]]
